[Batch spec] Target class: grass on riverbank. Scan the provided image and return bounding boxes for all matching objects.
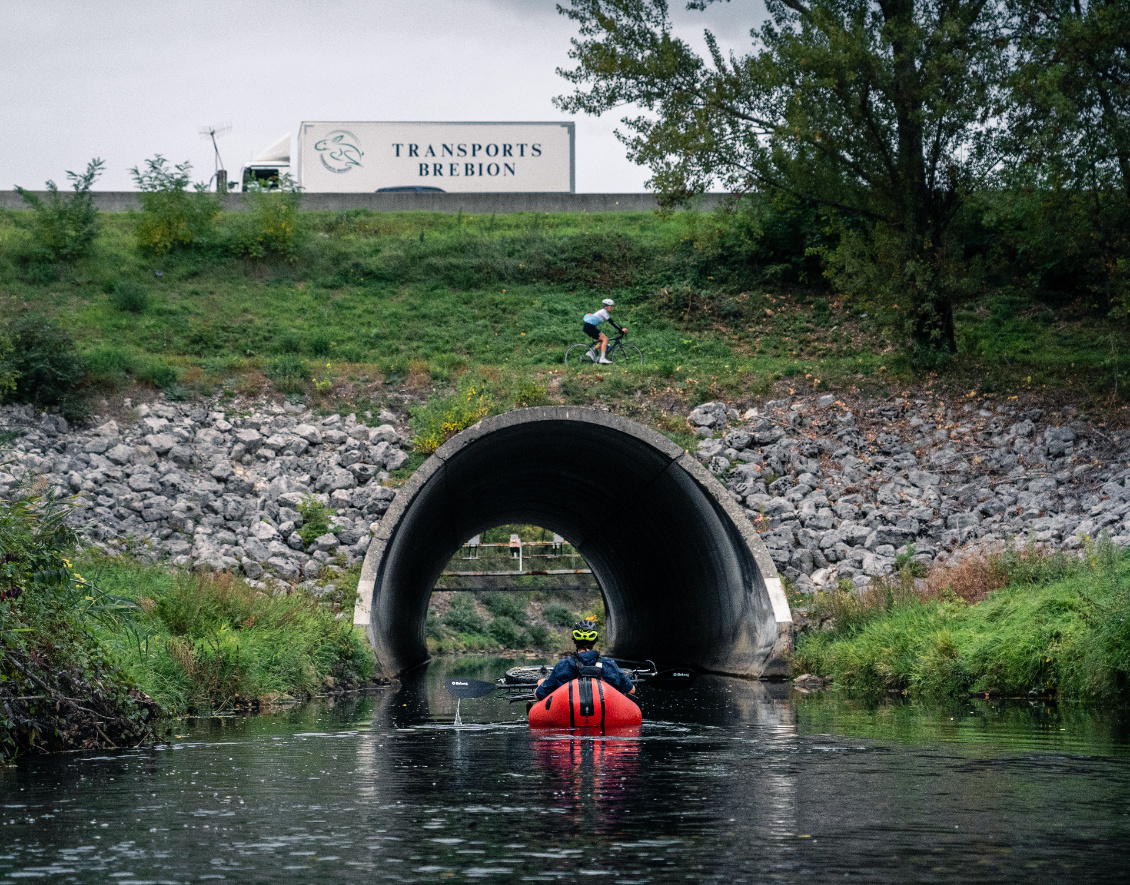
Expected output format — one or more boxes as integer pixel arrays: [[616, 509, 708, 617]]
[[85, 558, 375, 714], [2, 207, 1126, 424], [1, 488, 160, 760], [794, 540, 1130, 703]]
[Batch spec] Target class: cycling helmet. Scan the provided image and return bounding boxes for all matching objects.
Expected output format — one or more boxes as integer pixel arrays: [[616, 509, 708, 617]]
[[602, 298, 615, 307], [572, 619, 599, 643]]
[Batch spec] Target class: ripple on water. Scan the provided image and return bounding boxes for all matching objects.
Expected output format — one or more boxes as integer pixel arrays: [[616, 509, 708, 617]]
[[2, 662, 1128, 884]]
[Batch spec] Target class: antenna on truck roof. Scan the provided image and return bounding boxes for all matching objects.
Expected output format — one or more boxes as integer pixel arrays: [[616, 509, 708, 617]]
[[199, 122, 232, 192]]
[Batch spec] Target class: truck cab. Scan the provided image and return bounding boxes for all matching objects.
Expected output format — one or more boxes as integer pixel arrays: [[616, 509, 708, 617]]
[[240, 133, 291, 190]]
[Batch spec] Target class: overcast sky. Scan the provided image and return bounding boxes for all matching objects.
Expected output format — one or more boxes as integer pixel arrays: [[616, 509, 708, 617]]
[[2, 0, 765, 192]]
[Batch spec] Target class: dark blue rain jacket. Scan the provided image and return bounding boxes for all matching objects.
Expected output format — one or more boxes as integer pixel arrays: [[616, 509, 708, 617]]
[[533, 649, 634, 700]]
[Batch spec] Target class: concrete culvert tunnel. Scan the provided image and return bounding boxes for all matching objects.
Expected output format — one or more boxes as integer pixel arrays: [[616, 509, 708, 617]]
[[354, 408, 792, 678]]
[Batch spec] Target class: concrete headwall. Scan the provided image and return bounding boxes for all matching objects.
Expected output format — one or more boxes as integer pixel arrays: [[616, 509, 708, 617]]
[[356, 407, 792, 679], [0, 191, 731, 214]]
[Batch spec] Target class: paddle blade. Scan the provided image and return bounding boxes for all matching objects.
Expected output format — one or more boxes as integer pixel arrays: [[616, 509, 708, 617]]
[[641, 668, 696, 691], [445, 678, 499, 699]]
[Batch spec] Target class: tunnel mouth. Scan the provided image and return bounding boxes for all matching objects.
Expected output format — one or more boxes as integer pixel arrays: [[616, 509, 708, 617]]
[[356, 408, 791, 678], [429, 523, 605, 653]]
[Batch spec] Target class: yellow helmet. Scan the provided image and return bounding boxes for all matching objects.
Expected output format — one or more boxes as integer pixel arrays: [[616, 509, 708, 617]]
[[571, 619, 599, 643]]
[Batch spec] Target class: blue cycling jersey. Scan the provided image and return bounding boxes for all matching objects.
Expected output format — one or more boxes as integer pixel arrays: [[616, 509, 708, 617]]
[[534, 649, 634, 700]]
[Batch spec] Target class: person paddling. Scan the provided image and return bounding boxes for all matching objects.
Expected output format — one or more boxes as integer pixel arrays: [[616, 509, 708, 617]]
[[534, 619, 635, 700], [582, 298, 625, 364]]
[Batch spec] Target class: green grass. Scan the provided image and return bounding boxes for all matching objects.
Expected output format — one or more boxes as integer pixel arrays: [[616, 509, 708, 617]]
[[4, 205, 1090, 418], [1, 486, 161, 758], [2, 202, 1124, 431], [794, 542, 1130, 703], [84, 557, 375, 713]]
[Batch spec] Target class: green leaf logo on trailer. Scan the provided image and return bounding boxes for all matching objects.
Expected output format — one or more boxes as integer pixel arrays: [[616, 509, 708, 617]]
[[314, 130, 364, 173]]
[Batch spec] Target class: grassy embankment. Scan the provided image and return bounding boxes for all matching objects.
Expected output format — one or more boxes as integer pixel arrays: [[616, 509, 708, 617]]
[[1, 484, 377, 761], [794, 541, 1130, 703], [3, 204, 1129, 740], [86, 558, 375, 714], [2, 207, 1126, 433]]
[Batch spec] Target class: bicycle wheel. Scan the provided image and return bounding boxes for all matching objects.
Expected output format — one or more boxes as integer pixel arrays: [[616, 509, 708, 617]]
[[565, 343, 597, 366], [505, 665, 550, 685], [610, 343, 643, 367]]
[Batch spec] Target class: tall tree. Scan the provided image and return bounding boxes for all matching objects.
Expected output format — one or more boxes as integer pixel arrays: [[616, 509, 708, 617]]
[[1009, 0, 1130, 196], [1006, 0, 1130, 320], [555, 0, 1009, 354]]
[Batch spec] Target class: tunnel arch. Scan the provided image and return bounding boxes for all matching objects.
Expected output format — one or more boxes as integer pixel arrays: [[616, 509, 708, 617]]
[[354, 407, 792, 678]]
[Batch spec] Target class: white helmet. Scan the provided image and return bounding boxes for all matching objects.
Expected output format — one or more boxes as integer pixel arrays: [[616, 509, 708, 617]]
[[602, 298, 615, 307]]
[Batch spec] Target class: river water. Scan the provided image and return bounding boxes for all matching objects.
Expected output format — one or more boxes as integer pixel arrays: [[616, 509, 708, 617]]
[[2, 657, 1129, 883]]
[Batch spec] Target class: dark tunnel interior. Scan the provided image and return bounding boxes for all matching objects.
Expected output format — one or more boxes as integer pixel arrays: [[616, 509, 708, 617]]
[[363, 410, 790, 677]]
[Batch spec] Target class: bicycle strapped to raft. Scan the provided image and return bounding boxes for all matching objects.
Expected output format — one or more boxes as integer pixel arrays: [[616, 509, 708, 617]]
[[444, 661, 695, 702], [564, 329, 643, 367]]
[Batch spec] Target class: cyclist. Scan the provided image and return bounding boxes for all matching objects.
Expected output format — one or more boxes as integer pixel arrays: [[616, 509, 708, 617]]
[[583, 298, 625, 365], [534, 619, 635, 700]]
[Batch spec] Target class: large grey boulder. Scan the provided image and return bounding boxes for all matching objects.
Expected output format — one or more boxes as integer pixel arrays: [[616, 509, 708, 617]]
[[369, 424, 399, 445], [316, 467, 357, 493], [696, 438, 725, 461], [144, 433, 177, 455], [688, 401, 729, 429], [1044, 426, 1076, 457], [294, 424, 323, 445], [105, 444, 132, 465], [234, 428, 263, 452]]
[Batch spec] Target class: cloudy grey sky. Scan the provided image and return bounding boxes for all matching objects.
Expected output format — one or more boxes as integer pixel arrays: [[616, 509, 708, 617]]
[[2, 1, 764, 192]]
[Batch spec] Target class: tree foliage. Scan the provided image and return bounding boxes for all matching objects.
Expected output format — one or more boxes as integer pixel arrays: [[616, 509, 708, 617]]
[[14, 158, 104, 263], [1009, 0, 1130, 195], [130, 155, 220, 255], [0, 314, 87, 422], [1006, 0, 1130, 321], [556, 0, 1010, 354]]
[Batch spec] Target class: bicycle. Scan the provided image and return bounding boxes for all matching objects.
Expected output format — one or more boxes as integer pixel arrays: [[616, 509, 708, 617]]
[[564, 330, 643, 367]]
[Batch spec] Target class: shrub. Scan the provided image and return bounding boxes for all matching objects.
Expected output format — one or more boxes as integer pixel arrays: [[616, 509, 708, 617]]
[[88, 563, 375, 713], [425, 609, 445, 640], [1, 486, 157, 759], [297, 496, 334, 547], [513, 379, 549, 407], [488, 615, 526, 648], [0, 334, 17, 399], [109, 279, 150, 313], [526, 624, 553, 649], [265, 354, 310, 394], [234, 176, 303, 261], [0, 314, 87, 422], [482, 591, 528, 625], [84, 344, 135, 389], [274, 330, 304, 354], [154, 571, 256, 638], [15, 158, 104, 263], [306, 331, 333, 357], [134, 355, 178, 391], [443, 594, 486, 635], [130, 156, 219, 255], [542, 603, 575, 628], [794, 539, 1130, 702], [412, 376, 490, 454]]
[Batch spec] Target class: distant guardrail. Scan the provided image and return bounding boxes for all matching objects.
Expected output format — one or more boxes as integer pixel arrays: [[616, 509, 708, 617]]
[[0, 191, 731, 214]]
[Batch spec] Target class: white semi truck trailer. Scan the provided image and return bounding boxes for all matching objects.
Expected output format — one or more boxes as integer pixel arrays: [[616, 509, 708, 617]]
[[241, 121, 575, 193]]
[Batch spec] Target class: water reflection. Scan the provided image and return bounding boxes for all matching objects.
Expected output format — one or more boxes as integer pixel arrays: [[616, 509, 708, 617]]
[[2, 658, 1128, 884], [531, 731, 642, 833]]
